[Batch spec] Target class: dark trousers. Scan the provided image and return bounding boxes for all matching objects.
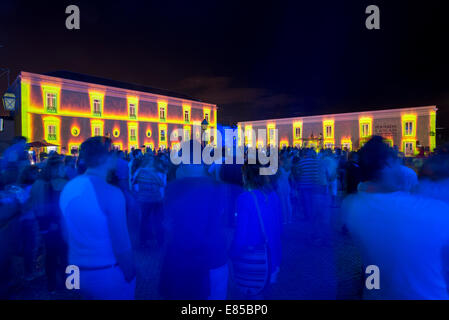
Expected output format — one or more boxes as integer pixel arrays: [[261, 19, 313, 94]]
[[43, 231, 67, 291], [140, 202, 164, 247]]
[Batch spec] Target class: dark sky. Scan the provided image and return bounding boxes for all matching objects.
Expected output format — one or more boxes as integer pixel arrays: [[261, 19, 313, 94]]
[[1, 0, 449, 128]]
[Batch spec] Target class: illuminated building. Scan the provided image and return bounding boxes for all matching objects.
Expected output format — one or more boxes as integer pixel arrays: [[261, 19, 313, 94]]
[[238, 106, 437, 156], [11, 71, 217, 154]]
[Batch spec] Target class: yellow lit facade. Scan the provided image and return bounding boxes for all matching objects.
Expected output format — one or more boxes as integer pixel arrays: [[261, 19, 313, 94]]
[[14, 71, 217, 154], [238, 106, 438, 155]]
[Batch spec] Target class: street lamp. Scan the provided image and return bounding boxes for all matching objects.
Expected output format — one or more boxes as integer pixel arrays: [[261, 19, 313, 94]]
[[2, 92, 15, 111], [201, 118, 209, 147]]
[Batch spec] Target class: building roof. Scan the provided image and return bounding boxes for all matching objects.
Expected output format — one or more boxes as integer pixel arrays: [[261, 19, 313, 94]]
[[238, 105, 437, 125], [42, 70, 208, 104]]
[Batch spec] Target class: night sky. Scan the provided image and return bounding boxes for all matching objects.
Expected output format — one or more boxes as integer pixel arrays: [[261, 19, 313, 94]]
[[1, 0, 449, 128]]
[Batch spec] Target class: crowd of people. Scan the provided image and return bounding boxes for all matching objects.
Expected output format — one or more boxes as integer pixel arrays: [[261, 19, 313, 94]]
[[1, 134, 449, 299]]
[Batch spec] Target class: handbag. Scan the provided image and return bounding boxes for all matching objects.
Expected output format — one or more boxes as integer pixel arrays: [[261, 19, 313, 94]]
[[232, 190, 271, 296]]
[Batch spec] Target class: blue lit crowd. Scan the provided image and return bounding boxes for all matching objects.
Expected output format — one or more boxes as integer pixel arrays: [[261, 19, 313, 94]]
[[1, 135, 449, 299]]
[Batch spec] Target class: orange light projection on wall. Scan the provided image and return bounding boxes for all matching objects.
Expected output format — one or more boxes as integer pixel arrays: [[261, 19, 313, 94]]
[[71, 125, 80, 137], [20, 73, 218, 154], [279, 139, 289, 148], [341, 138, 352, 151]]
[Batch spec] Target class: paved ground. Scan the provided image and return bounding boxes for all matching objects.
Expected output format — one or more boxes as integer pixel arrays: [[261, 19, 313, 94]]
[[9, 208, 363, 300]]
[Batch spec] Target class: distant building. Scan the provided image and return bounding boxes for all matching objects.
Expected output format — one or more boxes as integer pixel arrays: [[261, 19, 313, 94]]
[[237, 106, 437, 156], [10, 71, 217, 154]]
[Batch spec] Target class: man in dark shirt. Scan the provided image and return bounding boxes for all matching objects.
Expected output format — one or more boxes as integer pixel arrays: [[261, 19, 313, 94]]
[[159, 162, 228, 300]]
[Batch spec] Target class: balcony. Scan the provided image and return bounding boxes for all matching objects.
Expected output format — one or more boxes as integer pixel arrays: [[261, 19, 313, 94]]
[[47, 134, 57, 141], [130, 135, 137, 142], [129, 113, 136, 119], [93, 111, 102, 117], [47, 106, 57, 113]]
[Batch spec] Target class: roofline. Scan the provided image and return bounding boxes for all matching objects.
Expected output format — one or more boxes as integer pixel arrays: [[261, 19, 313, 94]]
[[18, 71, 217, 110], [238, 105, 438, 125]]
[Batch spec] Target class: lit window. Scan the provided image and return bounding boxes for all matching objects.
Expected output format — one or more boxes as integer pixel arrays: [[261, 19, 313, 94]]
[[130, 128, 137, 141], [205, 113, 209, 123], [325, 143, 334, 149], [94, 126, 102, 136], [295, 127, 301, 139], [325, 125, 332, 138], [159, 107, 166, 120], [93, 99, 101, 115], [160, 129, 166, 142], [184, 110, 190, 122], [405, 141, 414, 155], [405, 121, 413, 136], [47, 125, 57, 140], [362, 123, 370, 137], [129, 103, 136, 118], [46, 93, 57, 112]]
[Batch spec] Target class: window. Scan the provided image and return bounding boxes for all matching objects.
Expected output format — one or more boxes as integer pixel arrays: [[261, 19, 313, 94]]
[[359, 118, 373, 139], [342, 143, 351, 151], [405, 121, 413, 136], [47, 125, 57, 140], [361, 123, 370, 137], [93, 99, 101, 115], [94, 126, 102, 136], [46, 93, 57, 112], [295, 127, 301, 139], [129, 103, 136, 118], [184, 110, 190, 122], [325, 143, 334, 149], [325, 125, 332, 139], [160, 129, 166, 142], [159, 106, 166, 120], [204, 108, 210, 123], [130, 128, 137, 141], [405, 141, 414, 155]]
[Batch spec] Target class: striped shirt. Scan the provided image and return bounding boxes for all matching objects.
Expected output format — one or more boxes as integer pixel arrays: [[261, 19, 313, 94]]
[[297, 157, 320, 185]]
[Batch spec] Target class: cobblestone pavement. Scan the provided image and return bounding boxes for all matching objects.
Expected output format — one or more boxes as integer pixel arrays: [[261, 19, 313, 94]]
[[9, 208, 362, 300]]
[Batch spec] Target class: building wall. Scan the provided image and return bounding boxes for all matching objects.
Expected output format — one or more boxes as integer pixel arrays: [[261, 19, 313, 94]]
[[238, 106, 437, 155], [17, 72, 217, 154]]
